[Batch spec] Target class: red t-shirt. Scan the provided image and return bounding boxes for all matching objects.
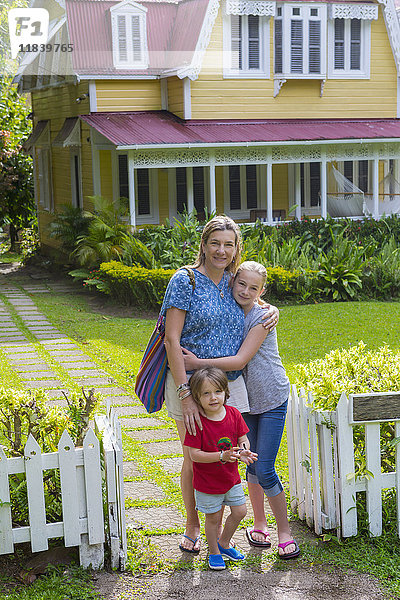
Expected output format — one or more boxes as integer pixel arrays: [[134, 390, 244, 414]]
[[184, 406, 249, 495]]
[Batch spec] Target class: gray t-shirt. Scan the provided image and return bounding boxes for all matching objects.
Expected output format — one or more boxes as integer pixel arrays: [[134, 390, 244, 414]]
[[242, 303, 290, 415]]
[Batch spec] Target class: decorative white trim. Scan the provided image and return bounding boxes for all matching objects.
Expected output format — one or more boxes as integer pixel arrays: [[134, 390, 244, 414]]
[[376, 0, 400, 75], [274, 78, 286, 97], [225, 0, 275, 17], [329, 4, 378, 21], [320, 79, 326, 96], [178, 0, 220, 81], [126, 142, 400, 170]]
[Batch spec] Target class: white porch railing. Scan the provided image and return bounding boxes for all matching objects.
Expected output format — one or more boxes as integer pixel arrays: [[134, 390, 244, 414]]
[[0, 404, 127, 569], [287, 386, 400, 538]]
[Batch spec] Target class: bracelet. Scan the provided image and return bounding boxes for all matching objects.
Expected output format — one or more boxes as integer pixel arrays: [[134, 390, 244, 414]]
[[179, 390, 192, 400], [176, 382, 190, 394], [219, 450, 226, 464]]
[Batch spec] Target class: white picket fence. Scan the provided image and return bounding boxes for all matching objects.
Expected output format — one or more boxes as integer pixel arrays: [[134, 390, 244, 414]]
[[287, 386, 400, 538], [0, 402, 127, 569]]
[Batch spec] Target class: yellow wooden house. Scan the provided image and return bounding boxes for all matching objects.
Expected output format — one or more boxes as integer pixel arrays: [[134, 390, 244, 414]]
[[16, 0, 400, 251]]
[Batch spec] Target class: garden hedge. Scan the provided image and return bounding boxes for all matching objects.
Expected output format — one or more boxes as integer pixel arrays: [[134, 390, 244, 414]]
[[98, 261, 309, 308]]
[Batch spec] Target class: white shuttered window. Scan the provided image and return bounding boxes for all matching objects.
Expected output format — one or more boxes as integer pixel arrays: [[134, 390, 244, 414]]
[[329, 17, 370, 78], [224, 13, 269, 78], [275, 4, 326, 77], [111, 2, 148, 69]]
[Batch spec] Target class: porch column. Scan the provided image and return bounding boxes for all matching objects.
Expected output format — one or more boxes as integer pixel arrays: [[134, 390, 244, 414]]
[[372, 155, 379, 219], [128, 152, 136, 228], [187, 167, 194, 214], [320, 156, 327, 219], [209, 151, 216, 214], [295, 163, 302, 220], [266, 159, 273, 224]]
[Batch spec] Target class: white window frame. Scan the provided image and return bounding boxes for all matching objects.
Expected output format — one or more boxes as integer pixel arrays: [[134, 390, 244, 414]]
[[223, 13, 270, 78], [110, 0, 148, 70], [383, 159, 400, 198], [328, 17, 371, 78], [223, 165, 266, 220], [70, 149, 83, 209], [274, 3, 327, 79], [37, 147, 53, 212], [134, 168, 159, 226], [289, 163, 321, 216], [337, 160, 371, 193], [168, 167, 210, 221]]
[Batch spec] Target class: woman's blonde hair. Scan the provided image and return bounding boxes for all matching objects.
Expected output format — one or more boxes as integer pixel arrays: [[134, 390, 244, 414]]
[[189, 367, 230, 406], [191, 215, 242, 275], [235, 261, 267, 289]]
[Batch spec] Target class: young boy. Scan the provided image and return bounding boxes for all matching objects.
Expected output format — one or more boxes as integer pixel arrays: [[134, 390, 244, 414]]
[[184, 367, 257, 570]]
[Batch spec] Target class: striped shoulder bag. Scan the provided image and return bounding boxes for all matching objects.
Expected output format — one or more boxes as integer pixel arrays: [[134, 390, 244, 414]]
[[134, 267, 195, 413]]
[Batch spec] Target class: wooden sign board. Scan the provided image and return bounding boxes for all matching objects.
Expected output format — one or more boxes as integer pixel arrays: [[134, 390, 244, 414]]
[[350, 392, 400, 424]]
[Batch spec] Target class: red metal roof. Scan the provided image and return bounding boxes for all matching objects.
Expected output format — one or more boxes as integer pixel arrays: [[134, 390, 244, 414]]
[[80, 111, 400, 147], [66, 0, 209, 75]]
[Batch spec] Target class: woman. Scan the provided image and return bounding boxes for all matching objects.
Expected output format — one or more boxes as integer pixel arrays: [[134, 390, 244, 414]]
[[160, 216, 278, 553]]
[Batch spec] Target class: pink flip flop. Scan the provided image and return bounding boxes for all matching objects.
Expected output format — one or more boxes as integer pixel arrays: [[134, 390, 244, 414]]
[[245, 526, 272, 548], [278, 540, 300, 559]]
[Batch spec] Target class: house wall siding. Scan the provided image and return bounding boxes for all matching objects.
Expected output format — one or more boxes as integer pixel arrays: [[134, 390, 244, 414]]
[[167, 77, 184, 118], [31, 82, 93, 249], [191, 10, 397, 119], [95, 80, 162, 111]]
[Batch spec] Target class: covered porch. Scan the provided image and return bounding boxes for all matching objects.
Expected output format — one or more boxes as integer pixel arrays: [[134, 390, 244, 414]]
[[80, 112, 400, 226]]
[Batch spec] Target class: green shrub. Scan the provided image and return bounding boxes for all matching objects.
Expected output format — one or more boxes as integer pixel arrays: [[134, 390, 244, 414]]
[[99, 261, 175, 308], [0, 388, 99, 526], [293, 341, 400, 411]]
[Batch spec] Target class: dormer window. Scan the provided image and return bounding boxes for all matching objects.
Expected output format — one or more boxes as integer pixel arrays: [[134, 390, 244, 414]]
[[110, 0, 148, 69]]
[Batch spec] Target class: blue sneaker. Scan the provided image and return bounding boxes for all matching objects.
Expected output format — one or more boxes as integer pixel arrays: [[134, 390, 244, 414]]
[[217, 542, 245, 561], [209, 554, 226, 570]]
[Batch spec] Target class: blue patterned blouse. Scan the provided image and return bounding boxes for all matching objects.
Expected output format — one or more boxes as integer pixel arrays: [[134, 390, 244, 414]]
[[160, 269, 244, 380]]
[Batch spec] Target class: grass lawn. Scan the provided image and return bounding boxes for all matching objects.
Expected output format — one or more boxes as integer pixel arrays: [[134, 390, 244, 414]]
[[5, 289, 400, 597]]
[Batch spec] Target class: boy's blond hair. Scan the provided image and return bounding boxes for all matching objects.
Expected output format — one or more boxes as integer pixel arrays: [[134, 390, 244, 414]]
[[189, 367, 230, 406]]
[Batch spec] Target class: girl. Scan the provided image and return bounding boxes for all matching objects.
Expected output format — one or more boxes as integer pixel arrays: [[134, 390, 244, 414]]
[[184, 367, 258, 570], [183, 261, 299, 559], [160, 217, 279, 553]]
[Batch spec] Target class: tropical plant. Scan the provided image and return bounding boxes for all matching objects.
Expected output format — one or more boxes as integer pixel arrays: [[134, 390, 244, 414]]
[[49, 205, 91, 255], [71, 196, 130, 267]]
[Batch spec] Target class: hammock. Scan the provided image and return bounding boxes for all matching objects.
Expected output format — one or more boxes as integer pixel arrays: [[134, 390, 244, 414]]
[[364, 172, 400, 216], [327, 165, 365, 217]]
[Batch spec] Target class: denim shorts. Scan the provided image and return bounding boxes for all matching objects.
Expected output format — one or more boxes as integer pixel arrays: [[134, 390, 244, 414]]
[[194, 483, 246, 514]]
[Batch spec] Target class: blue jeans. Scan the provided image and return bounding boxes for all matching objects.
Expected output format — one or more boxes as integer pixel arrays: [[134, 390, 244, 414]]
[[243, 399, 288, 498]]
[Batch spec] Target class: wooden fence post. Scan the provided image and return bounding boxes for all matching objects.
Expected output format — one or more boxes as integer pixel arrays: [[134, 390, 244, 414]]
[[24, 435, 48, 552], [287, 386, 298, 513], [58, 430, 81, 547], [365, 422, 382, 537], [335, 393, 357, 537], [0, 447, 13, 555]]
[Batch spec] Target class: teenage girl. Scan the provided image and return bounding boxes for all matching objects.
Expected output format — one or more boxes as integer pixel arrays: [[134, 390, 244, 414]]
[[183, 261, 299, 559]]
